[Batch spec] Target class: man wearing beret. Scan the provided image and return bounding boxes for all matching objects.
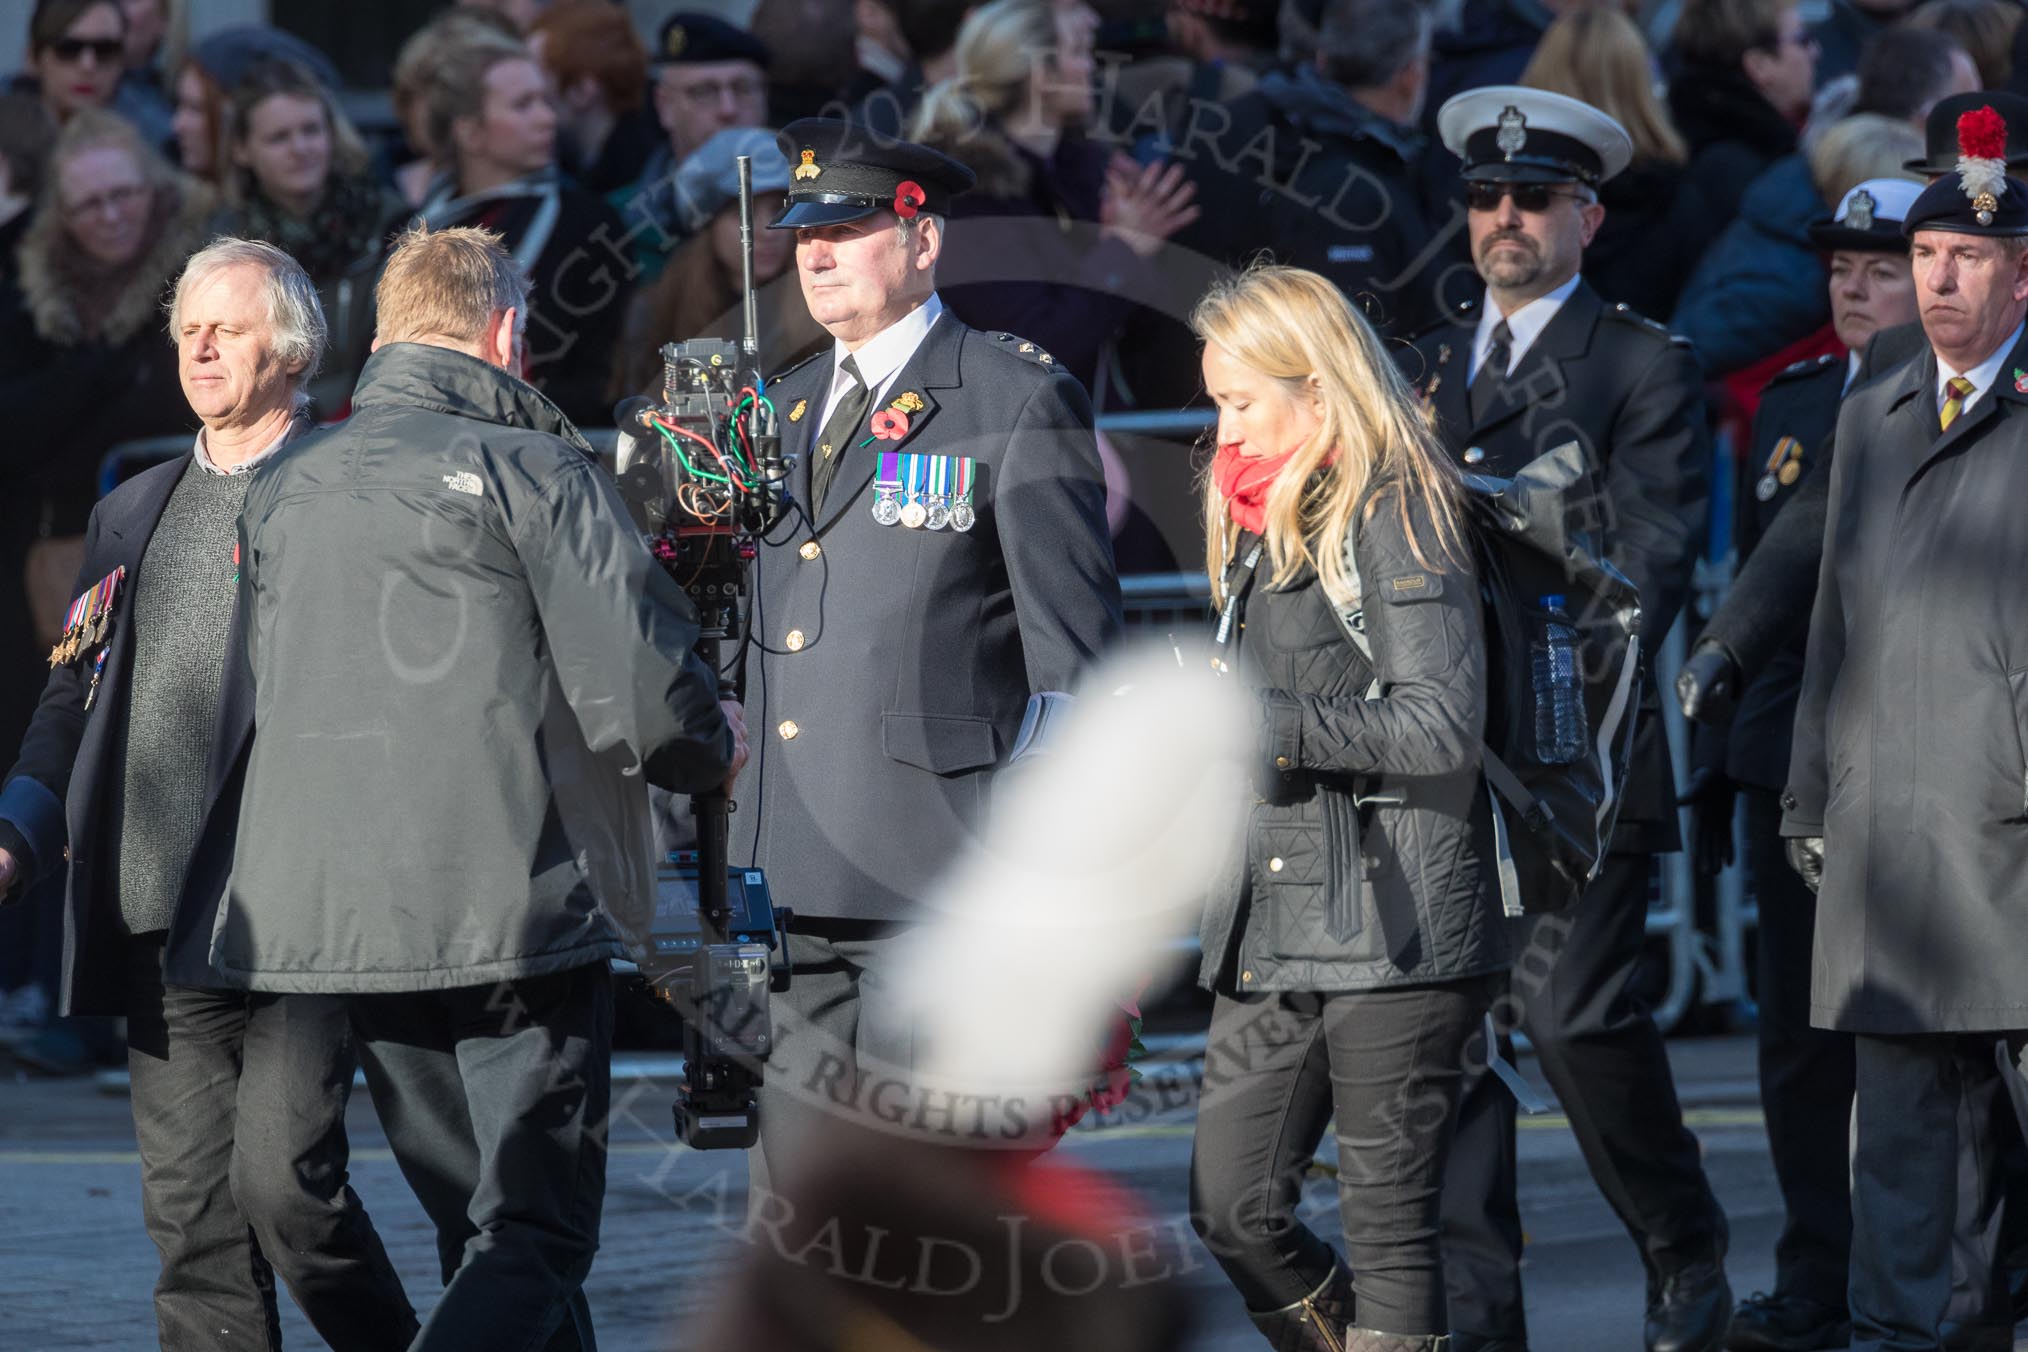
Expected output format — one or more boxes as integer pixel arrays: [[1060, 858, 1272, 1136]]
[[1408, 88, 1726, 1352], [732, 118, 1121, 1181], [612, 12, 771, 276], [1783, 105, 2028, 1352]]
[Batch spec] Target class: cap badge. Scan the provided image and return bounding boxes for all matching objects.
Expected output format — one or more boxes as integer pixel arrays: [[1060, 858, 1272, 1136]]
[[795, 149, 822, 182], [1845, 189, 1875, 231], [663, 25, 687, 59], [1496, 106, 1527, 160], [1956, 105, 2008, 227]]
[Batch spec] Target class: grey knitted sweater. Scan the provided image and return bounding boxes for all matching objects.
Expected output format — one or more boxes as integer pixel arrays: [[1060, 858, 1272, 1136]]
[[110, 458, 255, 935]]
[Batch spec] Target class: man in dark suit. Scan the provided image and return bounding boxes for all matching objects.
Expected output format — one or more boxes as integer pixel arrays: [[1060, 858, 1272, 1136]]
[[0, 238, 415, 1351], [1406, 89, 1724, 1352], [735, 119, 1123, 1180]]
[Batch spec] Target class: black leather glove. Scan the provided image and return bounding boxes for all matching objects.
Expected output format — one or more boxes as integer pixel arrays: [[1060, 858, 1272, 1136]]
[[1679, 765, 1737, 877], [1676, 640, 1741, 726], [1786, 836, 1825, 893]]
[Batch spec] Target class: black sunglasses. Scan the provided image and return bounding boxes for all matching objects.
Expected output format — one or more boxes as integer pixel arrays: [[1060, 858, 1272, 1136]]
[[49, 36, 124, 64], [1465, 181, 1586, 213]]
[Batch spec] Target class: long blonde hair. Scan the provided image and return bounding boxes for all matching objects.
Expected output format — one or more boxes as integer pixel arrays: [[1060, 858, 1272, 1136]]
[[910, 0, 1056, 152], [1522, 5, 1686, 166], [1195, 266, 1468, 609]]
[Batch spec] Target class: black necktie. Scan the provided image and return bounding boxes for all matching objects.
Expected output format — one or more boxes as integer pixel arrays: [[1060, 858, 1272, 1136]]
[[810, 355, 872, 516], [1471, 319, 1513, 423]]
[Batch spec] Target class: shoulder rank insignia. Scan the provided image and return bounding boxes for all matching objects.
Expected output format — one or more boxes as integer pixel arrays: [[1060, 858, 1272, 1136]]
[[789, 398, 808, 422]]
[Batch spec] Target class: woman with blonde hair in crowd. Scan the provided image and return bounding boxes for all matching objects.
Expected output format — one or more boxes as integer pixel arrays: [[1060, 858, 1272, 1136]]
[[1187, 265, 1507, 1352], [1522, 3, 1715, 319], [911, 0, 1196, 395]]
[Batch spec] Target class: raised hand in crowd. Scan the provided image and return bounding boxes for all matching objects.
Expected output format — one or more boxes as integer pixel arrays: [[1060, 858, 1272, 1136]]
[[1100, 153, 1199, 260]]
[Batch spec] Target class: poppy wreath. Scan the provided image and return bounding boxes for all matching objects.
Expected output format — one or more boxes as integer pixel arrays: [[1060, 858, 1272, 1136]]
[[893, 180, 924, 219]]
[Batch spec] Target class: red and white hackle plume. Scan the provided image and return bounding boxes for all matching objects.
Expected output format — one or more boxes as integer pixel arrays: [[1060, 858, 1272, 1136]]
[[1958, 105, 2008, 226]]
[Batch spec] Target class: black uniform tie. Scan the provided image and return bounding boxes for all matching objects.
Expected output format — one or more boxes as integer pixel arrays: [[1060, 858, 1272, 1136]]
[[811, 354, 872, 516], [1470, 318, 1513, 423]]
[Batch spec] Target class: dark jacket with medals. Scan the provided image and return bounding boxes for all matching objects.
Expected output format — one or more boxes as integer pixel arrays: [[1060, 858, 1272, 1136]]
[[1196, 488, 1510, 994], [1784, 330, 2028, 1034], [0, 458, 248, 1015], [1406, 280, 1711, 853], [730, 312, 1122, 924]]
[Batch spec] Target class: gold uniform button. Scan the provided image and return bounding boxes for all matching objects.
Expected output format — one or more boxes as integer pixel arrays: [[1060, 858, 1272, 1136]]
[[778, 720, 800, 741], [1241, 970, 1254, 984], [1268, 857, 1284, 873], [785, 629, 805, 652], [798, 541, 821, 561], [1275, 755, 1290, 770]]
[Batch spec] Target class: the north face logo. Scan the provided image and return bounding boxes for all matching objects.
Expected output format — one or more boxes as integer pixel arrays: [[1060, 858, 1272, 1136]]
[[442, 471, 483, 496]]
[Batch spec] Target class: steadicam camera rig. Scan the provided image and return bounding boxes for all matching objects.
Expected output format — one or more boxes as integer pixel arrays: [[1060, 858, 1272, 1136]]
[[612, 157, 793, 1150]]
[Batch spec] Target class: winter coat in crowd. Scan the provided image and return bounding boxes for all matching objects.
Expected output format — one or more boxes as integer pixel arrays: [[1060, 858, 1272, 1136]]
[[1197, 485, 1510, 994], [1420, 0, 1555, 135], [1586, 157, 1719, 324], [1809, 0, 1896, 87], [205, 341, 735, 994], [1670, 152, 1829, 378], [1784, 328, 2028, 1034], [1668, 61, 1800, 235], [416, 168, 630, 427]]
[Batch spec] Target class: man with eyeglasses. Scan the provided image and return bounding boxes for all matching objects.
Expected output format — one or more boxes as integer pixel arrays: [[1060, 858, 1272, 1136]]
[[1407, 87, 1721, 1352], [612, 12, 772, 278]]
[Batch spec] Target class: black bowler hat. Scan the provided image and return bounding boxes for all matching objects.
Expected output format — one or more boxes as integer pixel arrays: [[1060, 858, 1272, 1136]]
[[1907, 92, 2028, 175], [653, 12, 771, 69], [768, 118, 977, 230], [1904, 105, 2028, 236], [1437, 86, 1633, 186], [1807, 177, 1922, 252]]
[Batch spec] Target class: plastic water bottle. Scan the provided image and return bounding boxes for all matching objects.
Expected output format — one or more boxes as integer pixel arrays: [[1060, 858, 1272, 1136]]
[[1532, 595, 1585, 765]]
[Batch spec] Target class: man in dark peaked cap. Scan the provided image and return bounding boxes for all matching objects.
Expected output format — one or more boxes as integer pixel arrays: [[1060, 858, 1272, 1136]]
[[1781, 105, 2028, 1352], [1406, 86, 1725, 1352], [731, 118, 1121, 1186]]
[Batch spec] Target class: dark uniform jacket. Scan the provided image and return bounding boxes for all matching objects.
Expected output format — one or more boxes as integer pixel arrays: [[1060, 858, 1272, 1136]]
[[1197, 487, 1511, 994], [211, 344, 733, 994], [1784, 331, 2028, 1035], [1717, 353, 1845, 790], [0, 458, 247, 1015], [731, 312, 1123, 923], [1407, 280, 1711, 853]]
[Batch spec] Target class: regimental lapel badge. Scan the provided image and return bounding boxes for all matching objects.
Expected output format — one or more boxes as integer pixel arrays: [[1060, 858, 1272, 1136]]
[[794, 149, 822, 181], [789, 398, 808, 422], [1496, 106, 1527, 159], [893, 391, 925, 415]]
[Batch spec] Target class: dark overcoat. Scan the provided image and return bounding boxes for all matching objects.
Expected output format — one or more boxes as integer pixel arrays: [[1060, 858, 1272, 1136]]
[[730, 312, 1123, 923], [1783, 331, 2028, 1035], [1405, 280, 1711, 853]]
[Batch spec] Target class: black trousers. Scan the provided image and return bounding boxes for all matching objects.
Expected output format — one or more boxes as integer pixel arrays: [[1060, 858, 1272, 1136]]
[[348, 962, 612, 1352], [1189, 978, 1493, 1336], [1745, 786, 1857, 1310], [124, 935, 415, 1352], [1440, 852, 1728, 1342], [1849, 1031, 2027, 1352]]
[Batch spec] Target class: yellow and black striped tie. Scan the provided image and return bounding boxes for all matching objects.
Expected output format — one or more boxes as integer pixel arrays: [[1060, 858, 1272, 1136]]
[[1941, 375, 1976, 430]]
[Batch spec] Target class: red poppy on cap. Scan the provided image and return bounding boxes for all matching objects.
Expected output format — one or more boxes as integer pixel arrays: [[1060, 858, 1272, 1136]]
[[893, 180, 924, 218]]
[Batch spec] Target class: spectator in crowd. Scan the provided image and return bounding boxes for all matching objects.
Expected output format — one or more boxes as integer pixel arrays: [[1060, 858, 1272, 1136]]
[[1521, 4, 1715, 322], [0, 94, 56, 287], [754, 0, 864, 124], [610, 127, 823, 398], [0, 110, 210, 783], [1671, 28, 1956, 385], [1811, 0, 1918, 84], [1107, 0, 1280, 154], [21, 0, 127, 127], [169, 25, 341, 186], [456, 0, 550, 35], [1908, 0, 2023, 89], [914, 0, 1198, 395], [851, 0, 982, 136], [110, 0, 172, 148], [218, 60, 405, 416], [1422, 0, 1555, 133], [1669, 0, 1819, 233], [527, 0, 661, 196], [415, 37, 629, 424], [614, 13, 771, 279], [389, 10, 524, 208]]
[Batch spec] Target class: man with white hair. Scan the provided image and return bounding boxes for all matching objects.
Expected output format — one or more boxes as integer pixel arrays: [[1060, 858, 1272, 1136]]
[[0, 237, 418, 1349]]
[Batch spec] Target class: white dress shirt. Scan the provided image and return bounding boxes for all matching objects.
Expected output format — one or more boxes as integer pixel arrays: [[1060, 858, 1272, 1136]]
[[1935, 318, 2027, 421], [817, 293, 946, 430], [1469, 273, 1583, 382], [1843, 349, 1862, 394]]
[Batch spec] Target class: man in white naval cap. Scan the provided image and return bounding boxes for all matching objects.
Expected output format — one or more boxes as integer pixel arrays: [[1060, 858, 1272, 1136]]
[[1404, 87, 1724, 1352]]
